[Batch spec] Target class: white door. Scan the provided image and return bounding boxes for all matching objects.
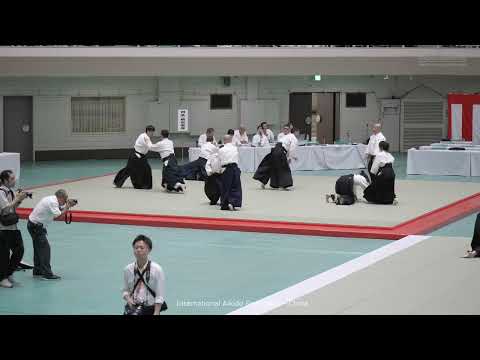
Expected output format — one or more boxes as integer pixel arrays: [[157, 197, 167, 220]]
[[380, 99, 400, 152]]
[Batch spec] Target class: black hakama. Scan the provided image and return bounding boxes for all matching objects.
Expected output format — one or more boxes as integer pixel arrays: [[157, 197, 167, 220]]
[[363, 163, 396, 204], [204, 174, 222, 205], [471, 213, 480, 253], [114, 150, 152, 189], [334, 174, 355, 205], [253, 143, 293, 189], [181, 157, 208, 181], [161, 154, 186, 192], [219, 163, 242, 210]]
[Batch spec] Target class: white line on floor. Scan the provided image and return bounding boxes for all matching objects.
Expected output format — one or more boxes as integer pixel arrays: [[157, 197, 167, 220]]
[[228, 235, 431, 315]]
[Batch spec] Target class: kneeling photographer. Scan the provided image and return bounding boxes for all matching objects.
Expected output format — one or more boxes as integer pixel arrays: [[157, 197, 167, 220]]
[[123, 235, 167, 315], [27, 189, 77, 281], [0, 170, 30, 288]]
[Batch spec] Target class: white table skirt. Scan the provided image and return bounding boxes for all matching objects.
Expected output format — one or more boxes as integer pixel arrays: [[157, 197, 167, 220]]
[[407, 149, 471, 176], [189, 144, 367, 172], [0, 152, 20, 181], [471, 151, 480, 176]]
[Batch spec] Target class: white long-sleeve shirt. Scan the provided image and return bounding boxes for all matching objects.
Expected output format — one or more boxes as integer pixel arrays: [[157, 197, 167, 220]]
[[233, 130, 249, 145], [134, 133, 155, 157], [199, 142, 218, 159], [277, 132, 286, 142], [370, 151, 395, 175], [252, 134, 269, 147], [365, 132, 386, 157], [151, 138, 175, 160], [205, 151, 222, 176], [198, 134, 217, 147], [28, 195, 64, 227], [265, 129, 275, 143], [218, 143, 239, 166], [280, 133, 298, 158], [123, 261, 165, 306]]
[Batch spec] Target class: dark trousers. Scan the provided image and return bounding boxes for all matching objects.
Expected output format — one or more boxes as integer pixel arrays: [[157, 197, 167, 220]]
[[304, 124, 312, 141], [0, 230, 24, 280], [27, 221, 53, 276], [472, 213, 480, 252], [367, 155, 376, 181]]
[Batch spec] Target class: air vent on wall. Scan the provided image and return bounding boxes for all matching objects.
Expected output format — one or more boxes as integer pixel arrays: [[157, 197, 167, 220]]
[[418, 57, 468, 67]]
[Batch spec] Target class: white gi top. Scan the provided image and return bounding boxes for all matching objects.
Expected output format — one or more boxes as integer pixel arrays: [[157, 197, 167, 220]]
[[205, 151, 222, 176], [280, 133, 298, 158], [198, 134, 217, 147], [152, 138, 175, 160], [265, 129, 275, 143], [123, 261, 166, 306], [0, 185, 18, 231], [233, 130, 249, 145], [252, 134, 269, 147], [365, 132, 386, 157], [370, 151, 395, 175], [134, 133, 155, 157], [218, 143, 239, 166], [28, 195, 63, 226], [199, 142, 218, 159], [277, 132, 286, 141]]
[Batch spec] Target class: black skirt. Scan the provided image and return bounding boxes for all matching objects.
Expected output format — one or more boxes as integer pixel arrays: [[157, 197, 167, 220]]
[[363, 164, 396, 204], [114, 150, 152, 189], [253, 143, 293, 189], [161, 154, 185, 191], [204, 173, 222, 205], [472, 213, 480, 252], [181, 157, 208, 181], [219, 163, 242, 210]]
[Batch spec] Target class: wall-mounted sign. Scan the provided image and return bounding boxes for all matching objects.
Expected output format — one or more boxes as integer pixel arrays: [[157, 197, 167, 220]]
[[178, 109, 188, 132]]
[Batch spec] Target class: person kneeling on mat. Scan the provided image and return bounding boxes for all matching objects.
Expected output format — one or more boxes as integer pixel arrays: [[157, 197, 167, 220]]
[[218, 135, 242, 211], [204, 145, 223, 206], [326, 172, 370, 205]]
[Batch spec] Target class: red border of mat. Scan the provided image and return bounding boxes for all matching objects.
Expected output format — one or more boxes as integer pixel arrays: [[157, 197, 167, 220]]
[[17, 173, 480, 240]]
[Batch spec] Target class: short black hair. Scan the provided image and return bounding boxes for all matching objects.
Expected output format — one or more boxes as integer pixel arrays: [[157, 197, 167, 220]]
[[257, 125, 262, 130], [146, 125, 155, 133], [206, 135, 214, 142], [260, 122, 267, 127], [0, 170, 13, 184], [132, 234, 152, 250], [227, 129, 234, 136], [379, 141, 390, 152], [161, 129, 169, 138], [206, 128, 214, 133]]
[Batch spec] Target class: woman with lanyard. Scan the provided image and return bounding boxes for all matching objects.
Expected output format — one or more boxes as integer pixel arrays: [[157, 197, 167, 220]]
[[123, 235, 167, 315]]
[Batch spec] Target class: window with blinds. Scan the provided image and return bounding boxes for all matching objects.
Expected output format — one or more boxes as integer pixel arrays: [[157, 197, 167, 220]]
[[72, 97, 126, 134]]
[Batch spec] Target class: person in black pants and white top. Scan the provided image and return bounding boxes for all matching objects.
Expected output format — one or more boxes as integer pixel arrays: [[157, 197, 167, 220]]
[[123, 235, 166, 315], [27, 189, 77, 280], [0, 170, 29, 288]]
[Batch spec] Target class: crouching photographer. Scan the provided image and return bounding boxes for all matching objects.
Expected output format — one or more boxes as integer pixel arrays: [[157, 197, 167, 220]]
[[0, 170, 30, 288], [27, 189, 77, 281], [123, 235, 167, 315]]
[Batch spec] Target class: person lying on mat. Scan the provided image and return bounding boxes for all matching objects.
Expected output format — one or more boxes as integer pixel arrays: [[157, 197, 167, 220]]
[[181, 135, 217, 181], [363, 141, 397, 205], [464, 213, 480, 258], [218, 135, 242, 211]]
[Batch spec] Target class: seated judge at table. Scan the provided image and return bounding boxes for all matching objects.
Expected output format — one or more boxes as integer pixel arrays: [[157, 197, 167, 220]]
[[233, 125, 249, 146], [252, 126, 269, 147], [198, 128, 217, 147], [260, 122, 275, 143]]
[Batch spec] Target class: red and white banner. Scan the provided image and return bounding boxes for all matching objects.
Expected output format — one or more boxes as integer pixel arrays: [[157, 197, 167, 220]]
[[448, 94, 480, 144]]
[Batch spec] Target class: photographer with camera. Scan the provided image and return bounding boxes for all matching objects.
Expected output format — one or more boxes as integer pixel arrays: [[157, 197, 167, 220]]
[[0, 170, 30, 288], [27, 189, 77, 281], [123, 235, 166, 315]]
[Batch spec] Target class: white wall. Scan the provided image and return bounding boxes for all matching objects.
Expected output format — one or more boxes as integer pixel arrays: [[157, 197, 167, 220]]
[[1, 75, 480, 153], [0, 96, 3, 152]]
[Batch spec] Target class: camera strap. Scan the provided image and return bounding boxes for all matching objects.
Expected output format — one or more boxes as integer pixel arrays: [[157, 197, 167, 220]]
[[65, 211, 72, 224], [131, 261, 156, 299]]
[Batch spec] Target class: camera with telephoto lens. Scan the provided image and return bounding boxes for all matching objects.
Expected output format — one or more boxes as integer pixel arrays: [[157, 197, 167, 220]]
[[18, 189, 32, 199], [70, 199, 78, 205]]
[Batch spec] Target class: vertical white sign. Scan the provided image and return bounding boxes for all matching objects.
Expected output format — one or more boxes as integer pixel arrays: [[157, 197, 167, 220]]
[[178, 109, 188, 132]]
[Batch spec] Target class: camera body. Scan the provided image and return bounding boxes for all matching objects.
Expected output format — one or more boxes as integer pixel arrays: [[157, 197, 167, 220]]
[[71, 199, 78, 205], [17, 189, 32, 199]]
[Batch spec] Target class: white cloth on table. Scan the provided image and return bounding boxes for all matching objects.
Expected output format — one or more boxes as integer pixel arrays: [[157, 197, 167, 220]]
[[470, 150, 480, 176], [407, 149, 471, 176], [0, 153, 20, 183]]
